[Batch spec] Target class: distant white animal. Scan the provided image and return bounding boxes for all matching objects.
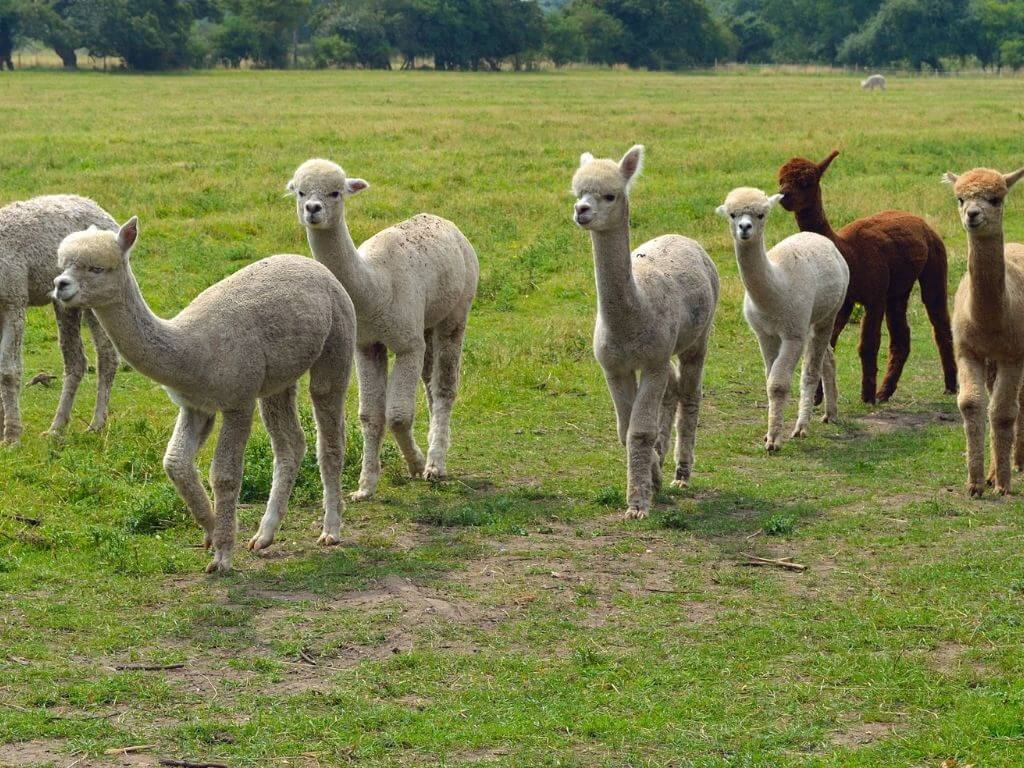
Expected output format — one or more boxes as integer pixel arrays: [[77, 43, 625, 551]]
[[861, 74, 886, 91]]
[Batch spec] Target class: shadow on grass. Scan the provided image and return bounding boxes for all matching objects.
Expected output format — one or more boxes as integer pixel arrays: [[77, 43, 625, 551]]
[[651, 489, 819, 543]]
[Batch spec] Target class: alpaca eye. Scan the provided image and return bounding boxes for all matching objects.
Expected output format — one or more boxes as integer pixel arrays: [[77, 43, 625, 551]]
[[757, 213, 764, 220], [730, 213, 736, 219], [331, 191, 341, 199], [297, 190, 306, 197], [957, 197, 964, 205], [989, 198, 1002, 206], [603, 194, 615, 202], [88, 266, 105, 274]]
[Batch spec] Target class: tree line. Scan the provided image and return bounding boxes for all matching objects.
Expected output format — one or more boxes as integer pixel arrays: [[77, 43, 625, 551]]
[[1, 0, 1022, 72]]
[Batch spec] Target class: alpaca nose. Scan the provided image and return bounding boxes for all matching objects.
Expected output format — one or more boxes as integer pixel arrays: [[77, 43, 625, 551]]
[[305, 201, 323, 214], [55, 276, 72, 292], [738, 220, 753, 235], [966, 208, 983, 224], [575, 202, 591, 216]]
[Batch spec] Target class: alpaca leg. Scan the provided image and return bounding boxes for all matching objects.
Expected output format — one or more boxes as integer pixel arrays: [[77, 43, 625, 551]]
[[815, 300, 854, 406], [624, 365, 671, 520], [604, 369, 637, 446], [673, 351, 705, 488], [424, 321, 467, 481], [919, 250, 957, 394], [957, 354, 988, 498], [387, 344, 427, 478], [988, 360, 1024, 495], [1014, 381, 1024, 472], [84, 309, 119, 432], [753, 328, 781, 378], [309, 339, 351, 545], [857, 304, 885, 404], [765, 339, 803, 451], [422, 328, 435, 417], [794, 329, 831, 437], [46, 303, 86, 435], [652, 366, 679, 494], [821, 344, 839, 423], [0, 306, 26, 444], [163, 407, 216, 546], [248, 388, 306, 552], [353, 343, 387, 501], [876, 294, 911, 403], [207, 405, 254, 573]]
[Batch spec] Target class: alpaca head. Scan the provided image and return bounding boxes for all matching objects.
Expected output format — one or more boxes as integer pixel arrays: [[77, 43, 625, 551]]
[[942, 167, 1024, 235], [716, 187, 783, 244], [777, 150, 839, 212], [287, 158, 369, 230], [53, 217, 138, 309], [571, 145, 644, 231]]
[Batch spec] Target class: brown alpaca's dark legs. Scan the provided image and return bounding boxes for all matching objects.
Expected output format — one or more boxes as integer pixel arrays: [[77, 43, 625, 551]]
[[815, 299, 856, 405], [919, 255, 958, 394], [877, 294, 911, 402], [858, 303, 885, 404]]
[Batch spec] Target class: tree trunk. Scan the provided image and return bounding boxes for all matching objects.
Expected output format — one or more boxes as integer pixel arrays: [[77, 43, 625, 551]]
[[55, 44, 77, 69]]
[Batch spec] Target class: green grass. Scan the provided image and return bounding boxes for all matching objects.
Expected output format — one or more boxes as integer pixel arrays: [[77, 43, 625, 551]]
[[2, 69, 1024, 767]]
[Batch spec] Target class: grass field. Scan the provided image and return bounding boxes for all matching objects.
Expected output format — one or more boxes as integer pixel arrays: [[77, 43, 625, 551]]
[[2, 70, 1024, 768]]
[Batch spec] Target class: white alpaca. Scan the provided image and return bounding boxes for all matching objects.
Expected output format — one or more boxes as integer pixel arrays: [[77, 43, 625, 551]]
[[53, 218, 356, 573], [861, 74, 886, 90], [573, 145, 719, 519], [287, 159, 479, 500], [716, 187, 849, 450], [0, 195, 120, 444]]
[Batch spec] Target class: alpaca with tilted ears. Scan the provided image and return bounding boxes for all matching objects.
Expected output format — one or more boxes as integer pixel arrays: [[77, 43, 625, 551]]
[[778, 151, 956, 404], [573, 145, 719, 519], [53, 218, 355, 573], [942, 166, 1024, 497]]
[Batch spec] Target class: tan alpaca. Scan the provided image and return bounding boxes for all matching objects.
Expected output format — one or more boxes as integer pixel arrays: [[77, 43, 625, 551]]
[[942, 167, 1024, 497]]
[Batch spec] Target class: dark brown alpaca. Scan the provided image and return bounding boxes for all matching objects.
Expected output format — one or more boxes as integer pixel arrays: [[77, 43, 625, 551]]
[[777, 151, 957, 404]]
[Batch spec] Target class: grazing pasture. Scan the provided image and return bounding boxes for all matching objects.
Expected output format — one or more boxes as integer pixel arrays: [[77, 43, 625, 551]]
[[2, 70, 1024, 767]]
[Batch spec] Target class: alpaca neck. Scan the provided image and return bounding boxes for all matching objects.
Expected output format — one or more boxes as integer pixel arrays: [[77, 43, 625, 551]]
[[306, 216, 384, 316], [93, 272, 193, 389], [734, 236, 782, 309], [795, 191, 839, 241], [966, 229, 1008, 326], [589, 209, 641, 322]]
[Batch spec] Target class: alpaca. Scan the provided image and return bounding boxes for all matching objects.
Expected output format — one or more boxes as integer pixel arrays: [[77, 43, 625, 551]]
[[716, 188, 849, 450], [573, 145, 719, 519], [287, 159, 479, 500], [0, 195, 120, 444], [861, 74, 886, 91], [942, 167, 1024, 497], [53, 218, 356, 573], [778, 151, 957, 404]]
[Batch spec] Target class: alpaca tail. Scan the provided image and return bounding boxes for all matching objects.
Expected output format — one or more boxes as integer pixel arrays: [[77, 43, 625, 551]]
[[918, 228, 958, 394]]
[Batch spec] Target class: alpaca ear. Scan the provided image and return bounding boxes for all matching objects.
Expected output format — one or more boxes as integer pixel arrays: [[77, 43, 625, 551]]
[[1003, 168, 1024, 190], [344, 178, 369, 195], [715, 204, 729, 219], [619, 145, 644, 190], [579, 152, 594, 167], [284, 179, 296, 197], [767, 193, 784, 209], [941, 171, 959, 186], [117, 216, 138, 253], [817, 150, 839, 176]]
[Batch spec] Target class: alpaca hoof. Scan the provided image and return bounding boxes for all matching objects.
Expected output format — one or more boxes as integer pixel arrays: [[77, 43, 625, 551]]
[[821, 413, 837, 424], [791, 425, 808, 439], [86, 423, 105, 434], [996, 486, 1009, 497], [945, 386, 957, 395], [423, 464, 446, 482], [968, 484, 984, 499], [875, 391, 892, 404], [204, 552, 232, 574], [317, 532, 341, 546], [624, 505, 648, 520], [408, 457, 426, 478], [247, 532, 274, 552], [765, 435, 780, 452], [670, 478, 688, 489], [349, 489, 374, 502]]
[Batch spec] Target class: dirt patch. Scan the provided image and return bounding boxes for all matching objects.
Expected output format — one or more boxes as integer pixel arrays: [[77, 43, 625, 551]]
[[830, 720, 898, 747], [0, 739, 71, 767], [858, 410, 958, 434], [930, 640, 968, 674]]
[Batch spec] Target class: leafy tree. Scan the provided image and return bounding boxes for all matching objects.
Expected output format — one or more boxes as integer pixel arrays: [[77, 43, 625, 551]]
[[0, 0, 18, 69], [728, 10, 775, 61], [837, 0, 975, 69], [315, 0, 392, 67], [68, 0, 202, 70], [556, 2, 626, 65], [544, 9, 584, 66], [310, 32, 355, 65], [214, 0, 309, 67], [17, 0, 80, 67]]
